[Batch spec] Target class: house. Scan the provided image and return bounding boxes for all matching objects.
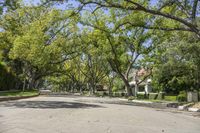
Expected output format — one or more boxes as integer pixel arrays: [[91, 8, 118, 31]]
[[129, 68, 152, 96]]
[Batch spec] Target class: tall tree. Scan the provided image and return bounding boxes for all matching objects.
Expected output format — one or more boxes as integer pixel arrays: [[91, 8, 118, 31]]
[[1, 5, 80, 89], [151, 31, 200, 93], [80, 9, 153, 96]]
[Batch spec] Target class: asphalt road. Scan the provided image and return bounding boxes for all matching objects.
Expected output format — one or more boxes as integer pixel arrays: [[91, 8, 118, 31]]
[[0, 96, 200, 133]]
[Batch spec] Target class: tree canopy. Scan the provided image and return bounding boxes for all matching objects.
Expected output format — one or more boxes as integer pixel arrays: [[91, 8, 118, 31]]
[[0, 0, 199, 96]]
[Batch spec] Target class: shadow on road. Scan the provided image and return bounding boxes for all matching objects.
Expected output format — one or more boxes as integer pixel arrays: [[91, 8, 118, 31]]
[[0, 101, 104, 109]]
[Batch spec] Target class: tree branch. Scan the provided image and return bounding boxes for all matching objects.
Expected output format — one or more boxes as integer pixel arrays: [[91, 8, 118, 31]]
[[114, 21, 193, 32], [80, 0, 200, 37]]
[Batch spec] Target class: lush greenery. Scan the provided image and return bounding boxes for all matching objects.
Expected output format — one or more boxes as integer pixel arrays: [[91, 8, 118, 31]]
[[164, 96, 177, 101], [0, 62, 20, 91], [177, 91, 187, 102], [0, 0, 199, 99]]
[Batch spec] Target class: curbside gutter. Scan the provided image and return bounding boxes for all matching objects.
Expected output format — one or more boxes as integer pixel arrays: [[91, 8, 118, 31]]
[[0, 94, 39, 102], [119, 99, 179, 109]]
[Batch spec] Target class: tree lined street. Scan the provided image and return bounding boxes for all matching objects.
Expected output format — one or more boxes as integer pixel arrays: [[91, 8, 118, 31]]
[[0, 1, 200, 132]]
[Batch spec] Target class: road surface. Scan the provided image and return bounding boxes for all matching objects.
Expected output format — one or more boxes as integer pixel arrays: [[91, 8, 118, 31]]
[[0, 96, 200, 133]]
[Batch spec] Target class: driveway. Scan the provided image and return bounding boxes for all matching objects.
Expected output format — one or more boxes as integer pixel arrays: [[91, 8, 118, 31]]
[[0, 96, 200, 133]]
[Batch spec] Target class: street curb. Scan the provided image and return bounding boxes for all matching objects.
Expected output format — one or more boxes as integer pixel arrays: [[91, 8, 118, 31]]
[[0, 94, 39, 102], [119, 99, 178, 109]]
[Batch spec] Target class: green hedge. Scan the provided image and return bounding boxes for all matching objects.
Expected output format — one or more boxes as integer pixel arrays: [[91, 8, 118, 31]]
[[137, 92, 147, 99], [96, 91, 109, 97], [149, 93, 158, 100], [0, 63, 19, 91], [177, 91, 187, 102], [112, 92, 126, 97], [95, 92, 104, 97]]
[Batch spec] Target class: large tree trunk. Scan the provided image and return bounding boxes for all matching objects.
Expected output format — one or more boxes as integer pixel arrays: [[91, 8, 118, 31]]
[[87, 83, 93, 95], [90, 82, 96, 95], [125, 85, 132, 96], [108, 81, 113, 96], [80, 85, 83, 94], [119, 74, 133, 96], [71, 83, 75, 93], [28, 78, 36, 90], [134, 84, 139, 97], [23, 79, 26, 92]]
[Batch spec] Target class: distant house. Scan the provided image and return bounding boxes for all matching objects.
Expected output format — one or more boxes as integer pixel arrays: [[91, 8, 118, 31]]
[[129, 68, 152, 95]]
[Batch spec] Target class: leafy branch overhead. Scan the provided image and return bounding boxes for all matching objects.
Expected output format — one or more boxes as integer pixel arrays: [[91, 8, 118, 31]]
[[79, 0, 200, 38]]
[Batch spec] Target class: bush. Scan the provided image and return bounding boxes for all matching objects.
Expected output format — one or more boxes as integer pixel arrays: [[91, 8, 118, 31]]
[[112, 92, 126, 97], [96, 91, 109, 97], [149, 93, 158, 100], [157, 92, 165, 100], [112, 92, 121, 97], [112, 86, 118, 92], [0, 63, 20, 91], [112, 79, 124, 92], [177, 91, 187, 102], [177, 95, 187, 102], [137, 92, 147, 99], [95, 92, 103, 97]]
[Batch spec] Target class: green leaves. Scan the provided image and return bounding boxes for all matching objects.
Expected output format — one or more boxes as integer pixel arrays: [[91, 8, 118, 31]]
[[151, 31, 200, 93]]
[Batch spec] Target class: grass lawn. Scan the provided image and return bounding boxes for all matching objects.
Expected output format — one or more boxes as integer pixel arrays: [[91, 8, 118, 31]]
[[0, 90, 39, 97], [146, 96, 177, 102], [164, 95, 177, 101], [128, 95, 178, 103]]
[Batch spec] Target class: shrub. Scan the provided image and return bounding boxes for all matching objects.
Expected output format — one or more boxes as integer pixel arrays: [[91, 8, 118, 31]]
[[137, 92, 147, 99], [96, 91, 109, 97], [112, 92, 126, 97], [112, 86, 118, 92], [112, 92, 121, 97], [95, 92, 104, 97], [149, 93, 158, 100], [103, 91, 109, 96], [0, 63, 19, 91], [157, 92, 165, 100], [177, 95, 187, 102], [177, 91, 187, 102]]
